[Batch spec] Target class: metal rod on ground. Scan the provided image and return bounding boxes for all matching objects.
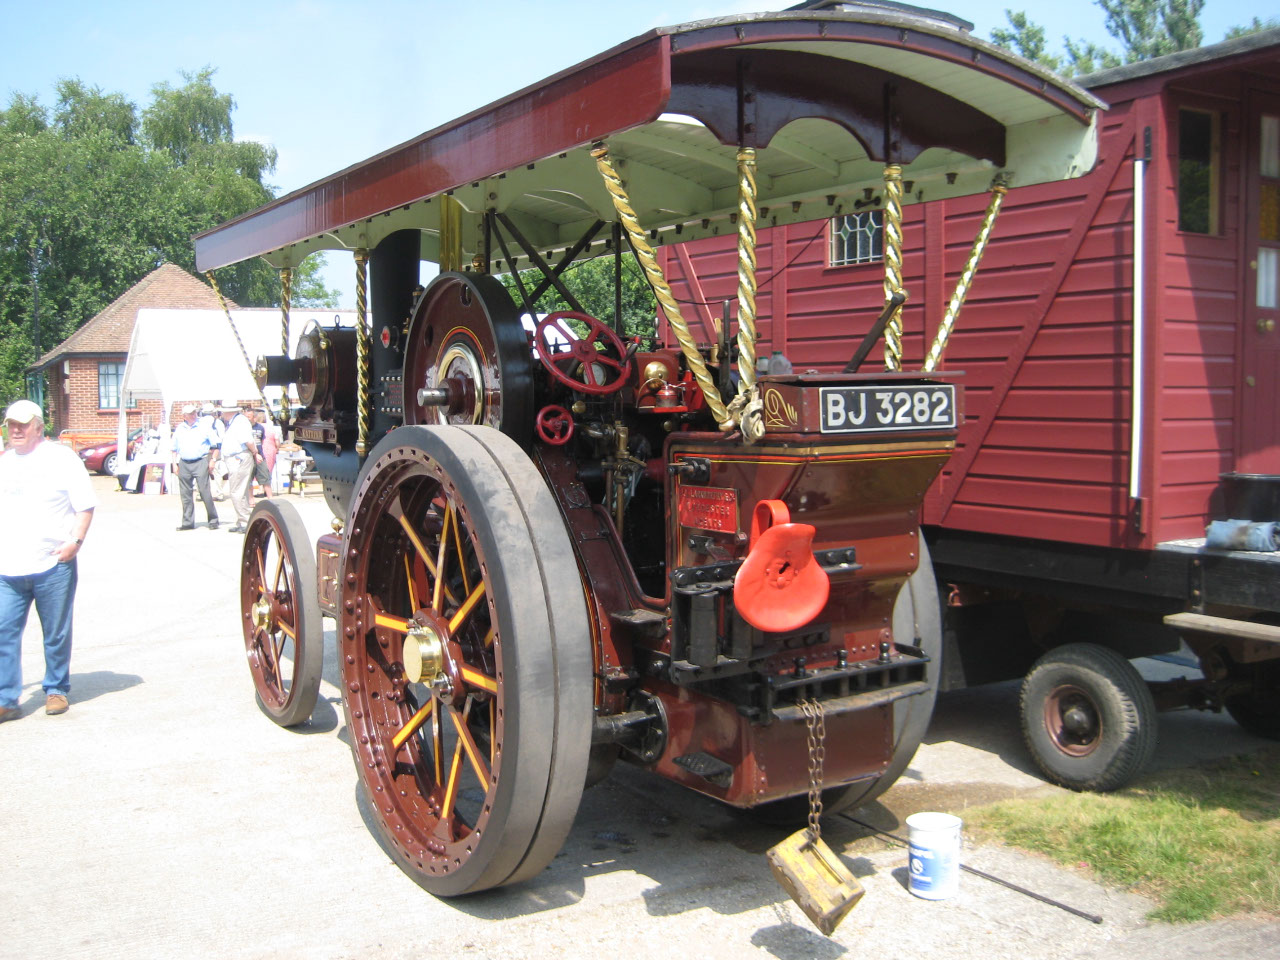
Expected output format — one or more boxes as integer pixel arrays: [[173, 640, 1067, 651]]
[[841, 815, 1104, 925]]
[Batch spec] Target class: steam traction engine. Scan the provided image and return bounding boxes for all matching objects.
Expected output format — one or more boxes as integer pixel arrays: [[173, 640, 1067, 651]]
[[200, 7, 1100, 905]]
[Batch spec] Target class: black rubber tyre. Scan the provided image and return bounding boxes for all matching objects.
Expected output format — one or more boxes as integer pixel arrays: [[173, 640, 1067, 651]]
[[102, 451, 118, 476], [340, 425, 592, 895], [753, 535, 942, 821], [1223, 659, 1280, 739], [1020, 642, 1157, 791], [240, 499, 324, 727]]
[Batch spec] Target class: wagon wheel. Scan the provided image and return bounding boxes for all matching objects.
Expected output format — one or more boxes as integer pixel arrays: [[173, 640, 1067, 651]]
[[240, 499, 324, 727], [1223, 658, 1280, 739], [402, 273, 534, 450], [339, 424, 592, 895], [1020, 642, 1157, 791], [754, 535, 943, 821]]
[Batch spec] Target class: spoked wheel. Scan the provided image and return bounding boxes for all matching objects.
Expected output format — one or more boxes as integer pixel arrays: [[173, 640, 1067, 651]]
[[240, 499, 324, 727], [339, 424, 592, 895], [1020, 642, 1157, 791], [753, 535, 943, 821], [402, 272, 534, 450]]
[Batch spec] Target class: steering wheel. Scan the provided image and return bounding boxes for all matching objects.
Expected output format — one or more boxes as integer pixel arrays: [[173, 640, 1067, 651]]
[[534, 311, 631, 395], [535, 405, 575, 446]]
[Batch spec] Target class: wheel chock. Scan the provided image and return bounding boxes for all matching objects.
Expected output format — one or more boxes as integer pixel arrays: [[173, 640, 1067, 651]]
[[766, 828, 865, 936]]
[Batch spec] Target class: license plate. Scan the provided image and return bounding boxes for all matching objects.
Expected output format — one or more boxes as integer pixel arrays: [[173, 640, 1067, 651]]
[[819, 384, 956, 434], [677, 485, 738, 533]]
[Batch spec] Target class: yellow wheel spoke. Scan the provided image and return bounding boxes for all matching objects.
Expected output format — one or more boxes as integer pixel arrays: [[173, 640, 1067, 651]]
[[254, 544, 269, 598], [272, 548, 284, 595], [431, 697, 443, 784], [396, 511, 439, 580], [432, 505, 452, 612], [448, 702, 491, 785], [392, 698, 434, 752], [448, 581, 486, 634], [459, 664, 497, 695], [450, 505, 470, 595], [483, 627, 495, 648], [374, 612, 411, 633], [440, 737, 465, 819], [403, 553, 418, 612]]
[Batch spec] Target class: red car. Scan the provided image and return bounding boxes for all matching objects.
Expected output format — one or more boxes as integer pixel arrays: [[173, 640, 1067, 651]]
[[76, 429, 143, 476]]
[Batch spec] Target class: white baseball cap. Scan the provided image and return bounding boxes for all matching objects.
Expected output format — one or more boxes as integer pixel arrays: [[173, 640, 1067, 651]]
[[4, 399, 42, 424], [181, 404, 197, 415]]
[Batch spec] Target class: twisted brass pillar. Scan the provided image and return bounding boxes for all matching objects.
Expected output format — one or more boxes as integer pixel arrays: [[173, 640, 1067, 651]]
[[882, 164, 905, 372], [354, 249, 371, 457], [735, 147, 759, 393], [923, 175, 1009, 373], [279, 267, 292, 356], [591, 143, 731, 429]]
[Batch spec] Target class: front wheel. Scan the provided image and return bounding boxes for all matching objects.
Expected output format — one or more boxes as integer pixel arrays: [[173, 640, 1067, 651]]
[[1020, 643, 1157, 791], [239, 499, 324, 727], [102, 452, 118, 476]]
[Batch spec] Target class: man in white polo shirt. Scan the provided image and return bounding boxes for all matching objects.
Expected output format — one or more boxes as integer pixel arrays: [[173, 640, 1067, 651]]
[[219, 400, 259, 533], [0, 400, 96, 721], [171, 404, 219, 530]]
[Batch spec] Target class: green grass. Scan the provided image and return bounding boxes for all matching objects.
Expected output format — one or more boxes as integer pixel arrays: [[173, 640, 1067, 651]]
[[967, 748, 1280, 922]]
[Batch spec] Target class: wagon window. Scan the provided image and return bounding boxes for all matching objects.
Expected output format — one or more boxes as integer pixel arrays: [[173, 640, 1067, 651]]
[[1177, 108, 1219, 234], [830, 210, 883, 266]]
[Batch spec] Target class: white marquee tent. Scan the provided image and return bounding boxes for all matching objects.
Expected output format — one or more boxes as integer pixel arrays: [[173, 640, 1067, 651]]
[[117, 307, 355, 454]]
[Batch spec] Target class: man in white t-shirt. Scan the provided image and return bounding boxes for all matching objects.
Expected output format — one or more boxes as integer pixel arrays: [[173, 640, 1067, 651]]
[[0, 400, 96, 721], [219, 401, 260, 533]]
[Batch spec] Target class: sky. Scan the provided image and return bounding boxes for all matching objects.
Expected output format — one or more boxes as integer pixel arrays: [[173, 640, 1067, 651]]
[[0, 0, 1259, 306]]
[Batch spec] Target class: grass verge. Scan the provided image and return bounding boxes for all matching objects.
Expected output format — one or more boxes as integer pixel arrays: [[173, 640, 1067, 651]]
[[967, 747, 1280, 922]]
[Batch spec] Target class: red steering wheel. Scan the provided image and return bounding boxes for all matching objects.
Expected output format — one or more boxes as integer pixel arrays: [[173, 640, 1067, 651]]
[[534, 311, 631, 395], [535, 405, 575, 446]]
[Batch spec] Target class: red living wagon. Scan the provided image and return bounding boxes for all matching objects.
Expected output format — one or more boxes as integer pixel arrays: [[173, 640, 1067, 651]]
[[658, 26, 1280, 790]]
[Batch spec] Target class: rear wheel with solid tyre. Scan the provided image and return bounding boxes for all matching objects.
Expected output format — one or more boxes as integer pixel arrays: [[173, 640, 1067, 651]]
[[1020, 642, 1157, 791]]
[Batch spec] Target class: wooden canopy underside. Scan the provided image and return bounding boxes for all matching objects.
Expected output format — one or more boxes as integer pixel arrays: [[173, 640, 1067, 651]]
[[194, 11, 1101, 273]]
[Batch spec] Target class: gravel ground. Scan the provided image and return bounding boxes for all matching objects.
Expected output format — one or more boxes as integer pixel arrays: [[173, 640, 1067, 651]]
[[1, 475, 1276, 960]]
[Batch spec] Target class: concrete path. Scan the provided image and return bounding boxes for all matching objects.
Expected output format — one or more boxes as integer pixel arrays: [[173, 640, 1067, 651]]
[[2, 476, 1276, 960]]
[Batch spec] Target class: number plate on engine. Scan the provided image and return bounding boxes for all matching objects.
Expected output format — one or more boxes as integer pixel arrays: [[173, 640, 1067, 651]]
[[677, 485, 738, 533], [819, 384, 956, 434]]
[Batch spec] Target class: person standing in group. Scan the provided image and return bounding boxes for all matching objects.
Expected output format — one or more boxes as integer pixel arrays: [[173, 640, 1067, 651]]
[[171, 404, 219, 531], [201, 402, 227, 501], [0, 400, 95, 722], [249, 409, 270, 499], [219, 401, 260, 533], [259, 409, 280, 491]]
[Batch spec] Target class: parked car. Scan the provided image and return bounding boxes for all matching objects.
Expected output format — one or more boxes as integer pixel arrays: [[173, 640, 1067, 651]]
[[77, 429, 143, 476]]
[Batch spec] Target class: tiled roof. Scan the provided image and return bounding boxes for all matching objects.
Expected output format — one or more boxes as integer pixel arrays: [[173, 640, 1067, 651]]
[[32, 263, 238, 369]]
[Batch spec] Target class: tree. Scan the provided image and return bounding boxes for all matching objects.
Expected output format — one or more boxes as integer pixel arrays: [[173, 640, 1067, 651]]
[[498, 253, 659, 342], [0, 70, 334, 404], [1225, 17, 1280, 39], [992, 1, 1204, 76]]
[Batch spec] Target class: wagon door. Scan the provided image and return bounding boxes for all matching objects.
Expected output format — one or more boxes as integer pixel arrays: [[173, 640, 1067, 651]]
[[1240, 92, 1280, 475]]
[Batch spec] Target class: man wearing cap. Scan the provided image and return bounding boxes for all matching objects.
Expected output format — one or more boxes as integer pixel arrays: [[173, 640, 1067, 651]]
[[171, 404, 219, 531], [219, 400, 259, 533], [0, 400, 95, 722]]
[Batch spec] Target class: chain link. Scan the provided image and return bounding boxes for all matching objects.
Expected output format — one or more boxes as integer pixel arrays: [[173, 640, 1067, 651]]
[[800, 698, 826, 841]]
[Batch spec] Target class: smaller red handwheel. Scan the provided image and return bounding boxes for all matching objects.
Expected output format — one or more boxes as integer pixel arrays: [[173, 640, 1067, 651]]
[[534, 311, 631, 395], [535, 405, 575, 446]]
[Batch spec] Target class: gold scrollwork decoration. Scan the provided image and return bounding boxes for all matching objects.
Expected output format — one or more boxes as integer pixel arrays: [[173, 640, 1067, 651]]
[[763, 389, 798, 430]]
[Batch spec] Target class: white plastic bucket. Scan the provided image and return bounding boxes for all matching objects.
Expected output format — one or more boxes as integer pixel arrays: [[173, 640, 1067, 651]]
[[906, 812, 962, 900]]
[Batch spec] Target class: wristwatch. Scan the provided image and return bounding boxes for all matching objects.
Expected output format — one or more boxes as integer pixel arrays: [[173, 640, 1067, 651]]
[[73, 538, 83, 545]]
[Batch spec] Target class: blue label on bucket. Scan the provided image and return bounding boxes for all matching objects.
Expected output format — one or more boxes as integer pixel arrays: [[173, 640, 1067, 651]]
[[908, 840, 956, 897], [906, 812, 961, 899]]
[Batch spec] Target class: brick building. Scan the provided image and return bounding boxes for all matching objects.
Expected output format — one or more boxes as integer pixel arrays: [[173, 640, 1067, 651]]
[[27, 263, 236, 436]]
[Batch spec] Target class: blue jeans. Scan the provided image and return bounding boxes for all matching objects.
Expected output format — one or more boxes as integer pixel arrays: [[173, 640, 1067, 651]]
[[0, 561, 78, 707]]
